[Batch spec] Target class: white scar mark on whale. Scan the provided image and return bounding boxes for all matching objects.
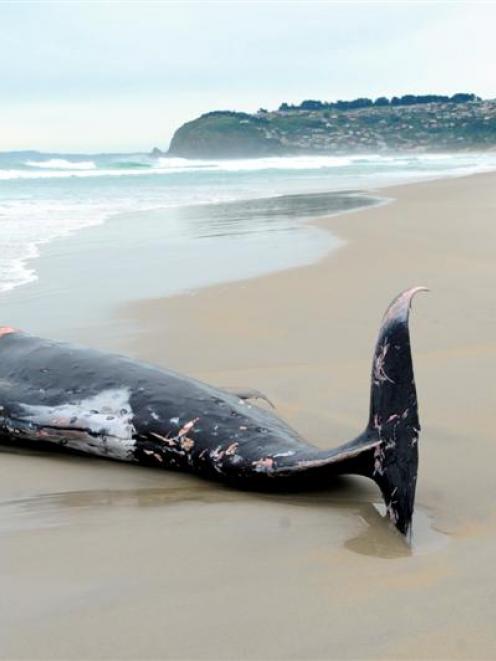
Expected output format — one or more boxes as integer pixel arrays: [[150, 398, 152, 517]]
[[19, 388, 136, 460]]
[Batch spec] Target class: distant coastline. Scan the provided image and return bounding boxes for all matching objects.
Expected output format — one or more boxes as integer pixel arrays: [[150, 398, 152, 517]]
[[167, 93, 496, 158]]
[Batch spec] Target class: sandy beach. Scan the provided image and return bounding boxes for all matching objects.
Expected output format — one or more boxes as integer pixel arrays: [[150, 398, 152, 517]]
[[2, 171, 496, 659]]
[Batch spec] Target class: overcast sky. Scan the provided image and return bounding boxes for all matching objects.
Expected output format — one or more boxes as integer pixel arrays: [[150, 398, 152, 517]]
[[1, 1, 495, 152]]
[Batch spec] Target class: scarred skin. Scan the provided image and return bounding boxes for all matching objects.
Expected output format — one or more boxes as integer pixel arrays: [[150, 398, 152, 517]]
[[0, 288, 426, 535]]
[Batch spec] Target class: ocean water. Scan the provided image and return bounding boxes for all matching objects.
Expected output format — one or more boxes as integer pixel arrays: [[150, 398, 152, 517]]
[[1, 150, 496, 299]]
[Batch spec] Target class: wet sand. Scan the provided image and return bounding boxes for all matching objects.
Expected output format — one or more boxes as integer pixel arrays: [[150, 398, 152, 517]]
[[3, 172, 496, 659], [0, 190, 373, 344]]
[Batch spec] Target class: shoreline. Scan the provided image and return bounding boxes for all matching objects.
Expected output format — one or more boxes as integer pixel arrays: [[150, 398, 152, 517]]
[[2, 155, 496, 341], [0, 189, 378, 344], [116, 166, 494, 327], [120, 169, 491, 369]]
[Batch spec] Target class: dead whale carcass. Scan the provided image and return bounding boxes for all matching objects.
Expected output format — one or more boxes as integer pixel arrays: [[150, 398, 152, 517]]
[[0, 287, 426, 535]]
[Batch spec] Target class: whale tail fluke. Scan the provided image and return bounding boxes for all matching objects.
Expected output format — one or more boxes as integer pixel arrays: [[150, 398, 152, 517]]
[[364, 287, 427, 535], [267, 287, 426, 536]]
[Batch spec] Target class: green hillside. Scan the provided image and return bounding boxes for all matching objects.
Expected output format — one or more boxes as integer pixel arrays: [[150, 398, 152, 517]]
[[168, 94, 496, 158]]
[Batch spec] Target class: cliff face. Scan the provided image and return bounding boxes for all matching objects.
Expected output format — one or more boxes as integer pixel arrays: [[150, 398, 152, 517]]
[[168, 112, 284, 158], [168, 101, 496, 158]]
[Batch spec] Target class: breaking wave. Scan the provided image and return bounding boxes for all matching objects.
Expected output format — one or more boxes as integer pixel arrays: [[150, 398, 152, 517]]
[[1, 152, 494, 181], [25, 158, 97, 170]]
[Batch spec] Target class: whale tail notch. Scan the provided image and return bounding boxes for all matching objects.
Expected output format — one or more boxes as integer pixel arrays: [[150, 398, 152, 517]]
[[364, 287, 427, 536]]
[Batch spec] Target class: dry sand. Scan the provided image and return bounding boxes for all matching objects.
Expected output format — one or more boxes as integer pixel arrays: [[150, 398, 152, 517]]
[[2, 172, 496, 659]]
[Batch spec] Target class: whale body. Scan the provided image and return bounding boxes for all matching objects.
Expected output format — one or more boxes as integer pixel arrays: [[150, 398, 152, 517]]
[[0, 288, 426, 534]]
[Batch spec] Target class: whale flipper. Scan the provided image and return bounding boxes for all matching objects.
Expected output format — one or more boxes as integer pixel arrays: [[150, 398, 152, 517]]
[[222, 387, 275, 408]]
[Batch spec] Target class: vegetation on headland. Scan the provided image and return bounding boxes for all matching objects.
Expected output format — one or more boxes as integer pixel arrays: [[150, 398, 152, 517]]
[[278, 92, 480, 112], [167, 93, 496, 158]]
